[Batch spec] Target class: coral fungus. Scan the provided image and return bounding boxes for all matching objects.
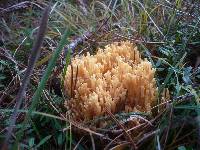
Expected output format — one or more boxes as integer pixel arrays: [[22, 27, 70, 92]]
[[64, 41, 157, 122]]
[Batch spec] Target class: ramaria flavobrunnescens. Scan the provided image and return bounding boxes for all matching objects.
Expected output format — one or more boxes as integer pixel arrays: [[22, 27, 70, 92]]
[[64, 41, 157, 122]]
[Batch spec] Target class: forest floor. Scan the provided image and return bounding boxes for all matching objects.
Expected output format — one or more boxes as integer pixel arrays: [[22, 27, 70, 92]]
[[0, 0, 200, 149]]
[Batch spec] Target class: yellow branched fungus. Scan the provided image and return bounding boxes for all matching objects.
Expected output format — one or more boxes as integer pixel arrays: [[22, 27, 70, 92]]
[[64, 41, 157, 122]]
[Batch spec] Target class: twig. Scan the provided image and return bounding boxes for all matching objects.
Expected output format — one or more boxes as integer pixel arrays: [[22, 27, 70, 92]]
[[63, 32, 92, 56], [63, 16, 111, 57], [105, 107, 137, 150], [0, 1, 43, 14], [95, 128, 123, 134], [128, 115, 153, 126], [3, 6, 50, 147], [151, 91, 198, 111]]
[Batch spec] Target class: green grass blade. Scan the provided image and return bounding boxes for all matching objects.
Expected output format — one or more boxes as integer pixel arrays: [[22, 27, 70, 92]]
[[14, 30, 70, 148], [34, 135, 52, 149], [28, 29, 69, 113]]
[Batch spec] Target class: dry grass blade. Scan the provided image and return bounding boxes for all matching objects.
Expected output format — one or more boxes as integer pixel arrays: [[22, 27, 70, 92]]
[[166, 129, 197, 149], [90, 133, 95, 150], [69, 120, 106, 139], [105, 123, 146, 149], [0, 48, 19, 67], [162, 104, 173, 149], [110, 141, 131, 150], [136, 129, 160, 146], [42, 90, 106, 140], [135, 0, 164, 37], [73, 136, 84, 150], [42, 91, 107, 142], [2, 5, 50, 147], [105, 107, 137, 150]]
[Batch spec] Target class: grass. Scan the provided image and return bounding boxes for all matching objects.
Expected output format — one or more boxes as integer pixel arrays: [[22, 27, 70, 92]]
[[0, 0, 200, 149]]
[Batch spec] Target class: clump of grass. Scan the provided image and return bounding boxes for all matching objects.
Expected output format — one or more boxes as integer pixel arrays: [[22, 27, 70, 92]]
[[0, 0, 200, 149]]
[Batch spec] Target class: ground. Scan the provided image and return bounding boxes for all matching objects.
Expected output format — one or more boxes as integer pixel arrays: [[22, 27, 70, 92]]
[[0, 0, 200, 149]]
